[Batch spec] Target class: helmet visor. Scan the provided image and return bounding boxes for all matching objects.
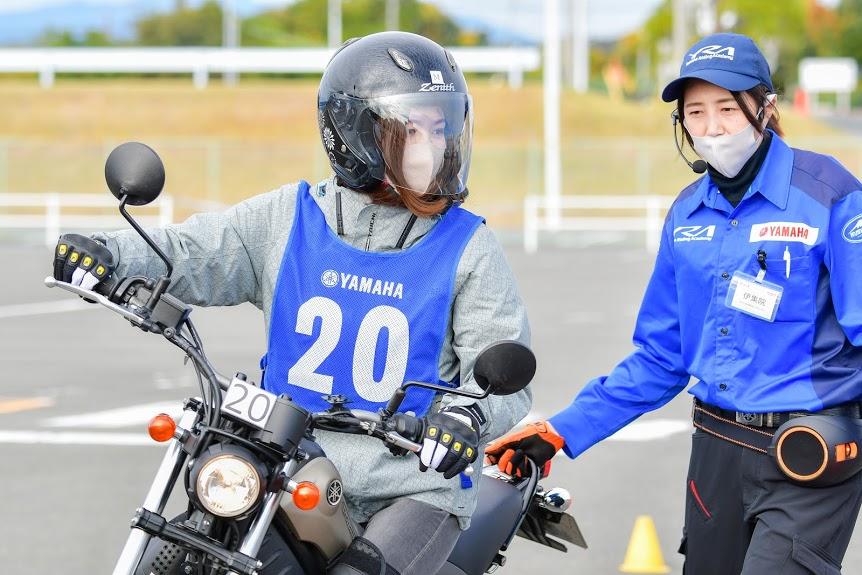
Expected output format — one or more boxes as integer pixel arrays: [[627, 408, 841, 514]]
[[370, 93, 472, 198]]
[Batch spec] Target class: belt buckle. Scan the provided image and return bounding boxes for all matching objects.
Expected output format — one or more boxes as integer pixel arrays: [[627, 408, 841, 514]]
[[736, 412, 763, 426]]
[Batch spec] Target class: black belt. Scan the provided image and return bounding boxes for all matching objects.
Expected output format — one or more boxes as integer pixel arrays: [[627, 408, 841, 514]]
[[692, 399, 862, 454]]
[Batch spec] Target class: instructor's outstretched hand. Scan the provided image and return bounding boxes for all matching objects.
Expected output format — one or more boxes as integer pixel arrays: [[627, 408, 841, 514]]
[[486, 421, 565, 478]]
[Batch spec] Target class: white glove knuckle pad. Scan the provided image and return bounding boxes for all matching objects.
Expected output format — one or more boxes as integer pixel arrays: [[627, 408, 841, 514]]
[[80, 273, 100, 291], [71, 267, 86, 286], [430, 443, 447, 469], [421, 438, 438, 468]]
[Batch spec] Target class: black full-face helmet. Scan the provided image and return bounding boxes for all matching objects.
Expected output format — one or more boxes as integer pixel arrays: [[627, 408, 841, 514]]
[[318, 31, 472, 197]]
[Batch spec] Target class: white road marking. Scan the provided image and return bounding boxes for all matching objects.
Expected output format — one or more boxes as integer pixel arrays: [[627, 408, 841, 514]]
[[41, 401, 184, 428], [153, 373, 196, 390], [607, 419, 691, 441], [0, 430, 157, 446], [0, 299, 94, 319]]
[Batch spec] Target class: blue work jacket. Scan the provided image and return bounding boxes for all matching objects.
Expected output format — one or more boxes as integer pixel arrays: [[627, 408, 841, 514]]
[[550, 133, 862, 458]]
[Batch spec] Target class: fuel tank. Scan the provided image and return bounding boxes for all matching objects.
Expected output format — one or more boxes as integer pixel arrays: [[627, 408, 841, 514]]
[[280, 456, 358, 560]]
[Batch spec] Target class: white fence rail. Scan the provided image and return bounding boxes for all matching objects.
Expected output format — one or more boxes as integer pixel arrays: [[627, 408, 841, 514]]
[[524, 194, 676, 253], [0, 193, 173, 246], [0, 47, 541, 89]]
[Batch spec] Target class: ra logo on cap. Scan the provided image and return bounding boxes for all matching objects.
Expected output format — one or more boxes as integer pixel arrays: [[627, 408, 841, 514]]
[[687, 45, 736, 66]]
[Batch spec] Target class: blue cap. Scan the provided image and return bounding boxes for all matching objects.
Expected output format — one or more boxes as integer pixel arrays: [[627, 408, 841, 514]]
[[661, 33, 773, 102]]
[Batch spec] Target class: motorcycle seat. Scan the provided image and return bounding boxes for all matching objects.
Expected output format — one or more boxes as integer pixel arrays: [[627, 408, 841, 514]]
[[441, 471, 526, 575]]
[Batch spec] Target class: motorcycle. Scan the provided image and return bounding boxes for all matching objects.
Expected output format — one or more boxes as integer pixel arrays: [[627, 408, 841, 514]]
[[45, 142, 587, 575]]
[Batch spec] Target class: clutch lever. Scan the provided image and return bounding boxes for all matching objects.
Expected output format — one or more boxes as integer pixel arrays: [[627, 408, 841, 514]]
[[44, 276, 151, 329]]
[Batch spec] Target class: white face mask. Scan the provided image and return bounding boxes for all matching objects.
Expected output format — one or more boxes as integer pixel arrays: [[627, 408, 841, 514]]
[[402, 141, 444, 195], [688, 121, 761, 178], [686, 95, 775, 179]]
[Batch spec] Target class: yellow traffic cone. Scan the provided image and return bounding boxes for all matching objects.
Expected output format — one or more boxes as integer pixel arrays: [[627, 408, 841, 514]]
[[619, 515, 671, 574]]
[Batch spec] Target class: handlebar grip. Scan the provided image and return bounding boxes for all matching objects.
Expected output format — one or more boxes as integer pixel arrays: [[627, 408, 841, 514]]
[[391, 413, 423, 443], [384, 431, 422, 453]]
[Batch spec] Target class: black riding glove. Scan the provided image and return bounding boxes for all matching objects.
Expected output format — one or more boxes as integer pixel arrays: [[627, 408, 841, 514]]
[[53, 233, 115, 292], [418, 406, 482, 480]]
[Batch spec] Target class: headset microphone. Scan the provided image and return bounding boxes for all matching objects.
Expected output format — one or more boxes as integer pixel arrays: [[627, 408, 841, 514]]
[[689, 159, 707, 174], [671, 110, 707, 174]]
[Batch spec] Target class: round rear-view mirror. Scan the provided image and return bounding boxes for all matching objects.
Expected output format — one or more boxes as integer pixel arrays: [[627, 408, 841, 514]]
[[105, 142, 165, 206], [473, 340, 536, 396]]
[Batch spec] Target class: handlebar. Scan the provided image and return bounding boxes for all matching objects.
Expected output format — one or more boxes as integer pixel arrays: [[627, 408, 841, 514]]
[[46, 276, 472, 474], [312, 410, 473, 475]]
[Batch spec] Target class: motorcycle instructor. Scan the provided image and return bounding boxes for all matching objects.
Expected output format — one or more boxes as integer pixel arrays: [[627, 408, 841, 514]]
[[487, 33, 862, 574], [52, 32, 531, 575]]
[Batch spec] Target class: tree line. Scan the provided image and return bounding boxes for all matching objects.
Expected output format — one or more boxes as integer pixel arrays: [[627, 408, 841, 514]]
[[39, 0, 484, 48]]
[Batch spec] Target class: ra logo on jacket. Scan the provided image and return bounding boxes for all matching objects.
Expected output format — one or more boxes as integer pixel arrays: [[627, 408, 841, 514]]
[[674, 225, 716, 243]]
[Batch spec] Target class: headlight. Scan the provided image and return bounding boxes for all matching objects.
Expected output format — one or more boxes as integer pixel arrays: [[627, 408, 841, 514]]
[[195, 454, 262, 517]]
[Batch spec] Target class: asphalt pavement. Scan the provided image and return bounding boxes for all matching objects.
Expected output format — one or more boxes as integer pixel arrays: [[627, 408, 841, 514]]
[[2, 241, 861, 574]]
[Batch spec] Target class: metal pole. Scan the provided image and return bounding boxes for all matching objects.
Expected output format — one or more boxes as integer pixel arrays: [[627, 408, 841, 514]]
[[672, 0, 689, 68], [222, 0, 239, 85], [328, 0, 342, 48], [386, 0, 399, 31], [571, 0, 588, 93], [544, 0, 562, 229]]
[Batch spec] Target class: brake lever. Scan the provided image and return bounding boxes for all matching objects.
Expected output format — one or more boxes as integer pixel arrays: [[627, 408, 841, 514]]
[[44, 276, 150, 329], [314, 410, 474, 475]]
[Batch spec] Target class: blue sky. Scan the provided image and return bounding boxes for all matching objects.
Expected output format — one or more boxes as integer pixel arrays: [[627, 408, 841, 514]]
[[0, 0, 668, 42]]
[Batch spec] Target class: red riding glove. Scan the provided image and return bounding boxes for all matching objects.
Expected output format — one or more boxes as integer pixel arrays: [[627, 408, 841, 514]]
[[485, 421, 565, 478]]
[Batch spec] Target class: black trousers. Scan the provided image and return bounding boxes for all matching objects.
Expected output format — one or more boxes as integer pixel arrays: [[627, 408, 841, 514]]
[[680, 429, 862, 575]]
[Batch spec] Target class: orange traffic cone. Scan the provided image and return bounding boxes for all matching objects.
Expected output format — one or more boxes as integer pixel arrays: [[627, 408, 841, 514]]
[[619, 515, 671, 574]]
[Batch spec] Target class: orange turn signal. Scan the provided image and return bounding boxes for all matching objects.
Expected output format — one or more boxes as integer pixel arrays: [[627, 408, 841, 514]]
[[292, 482, 320, 511], [148, 413, 177, 442]]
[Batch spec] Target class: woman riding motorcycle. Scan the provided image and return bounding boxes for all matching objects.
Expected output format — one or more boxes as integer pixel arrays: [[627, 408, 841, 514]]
[[51, 31, 531, 574]]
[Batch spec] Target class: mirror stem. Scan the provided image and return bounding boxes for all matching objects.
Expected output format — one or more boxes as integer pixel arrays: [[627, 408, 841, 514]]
[[383, 383, 491, 417], [382, 389, 407, 417], [119, 194, 174, 278]]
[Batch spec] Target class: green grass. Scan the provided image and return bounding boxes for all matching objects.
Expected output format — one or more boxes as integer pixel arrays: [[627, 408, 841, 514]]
[[0, 77, 851, 228]]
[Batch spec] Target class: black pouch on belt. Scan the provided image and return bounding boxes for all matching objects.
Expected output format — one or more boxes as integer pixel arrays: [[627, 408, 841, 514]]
[[769, 415, 862, 487]]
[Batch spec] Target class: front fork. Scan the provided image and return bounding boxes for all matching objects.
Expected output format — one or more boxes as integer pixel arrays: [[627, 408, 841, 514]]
[[113, 407, 200, 575], [226, 460, 296, 574]]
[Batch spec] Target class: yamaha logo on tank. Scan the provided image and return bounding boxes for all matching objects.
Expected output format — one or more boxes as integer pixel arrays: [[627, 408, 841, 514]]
[[326, 480, 343, 506]]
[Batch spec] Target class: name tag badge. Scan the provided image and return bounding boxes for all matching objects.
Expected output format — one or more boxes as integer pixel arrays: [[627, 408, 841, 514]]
[[725, 271, 783, 322]]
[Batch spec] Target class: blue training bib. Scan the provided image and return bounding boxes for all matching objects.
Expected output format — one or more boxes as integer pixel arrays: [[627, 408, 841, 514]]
[[261, 182, 483, 416]]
